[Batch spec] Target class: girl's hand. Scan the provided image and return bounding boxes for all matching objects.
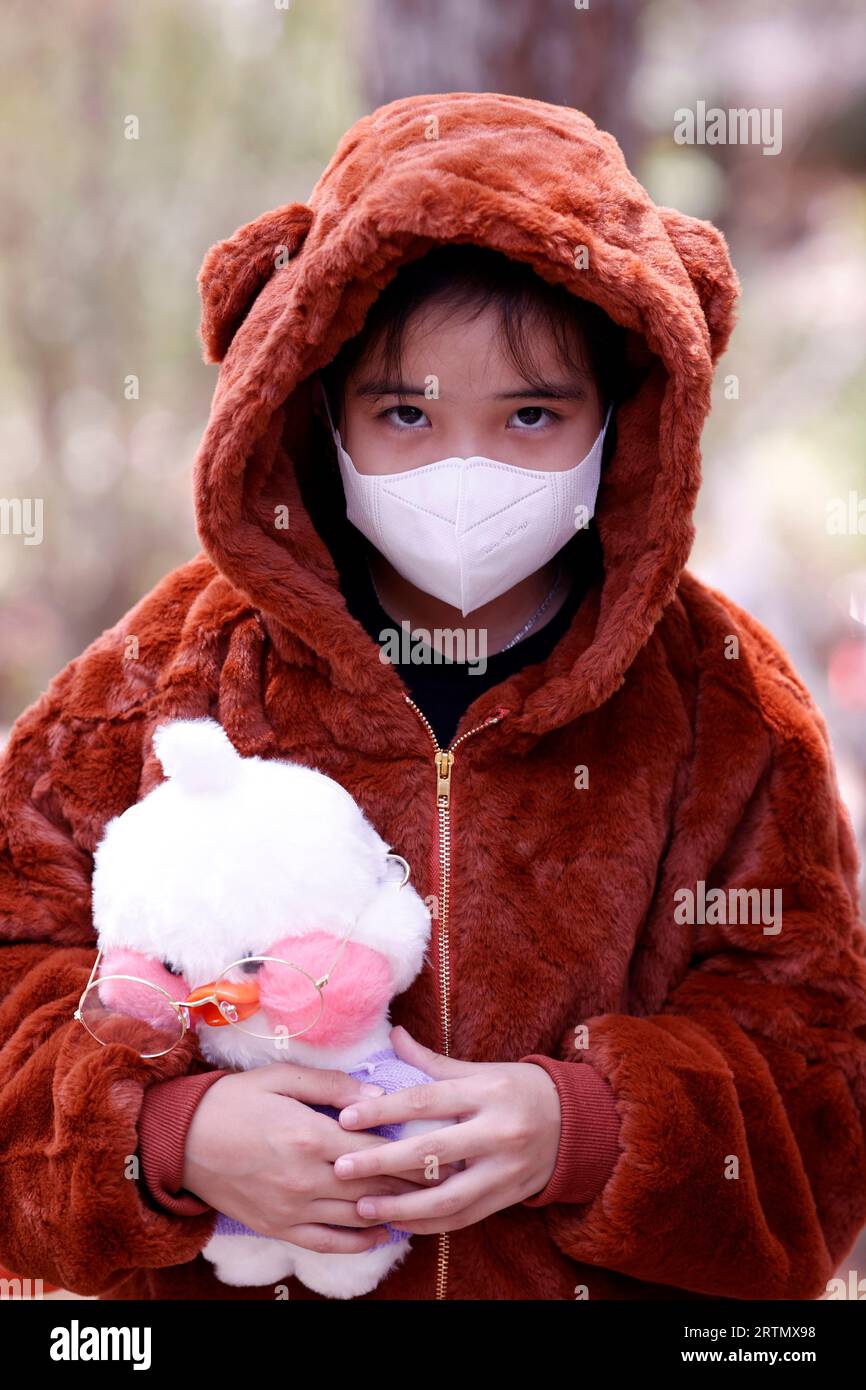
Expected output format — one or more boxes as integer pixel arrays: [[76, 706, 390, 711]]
[[332, 1025, 562, 1234], [181, 1062, 455, 1253]]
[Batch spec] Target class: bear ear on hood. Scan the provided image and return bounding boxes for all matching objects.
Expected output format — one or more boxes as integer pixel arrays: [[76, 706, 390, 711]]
[[657, 205, 741, 364], [197, 201, 315, 364]]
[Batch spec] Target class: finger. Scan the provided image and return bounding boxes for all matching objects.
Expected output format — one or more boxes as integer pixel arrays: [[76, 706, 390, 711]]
[[280, 1222, 393, 1254], [320, 1168, 457, 1201], [336, 1076, 478, 1133], [254, 1062, 387, 1108], [297, 1111, 457, 1176], [369, 1175, 430, 1196], [333, 1119, 489, 1181], [317, 1173, 428, 1202], [305, 1199, 397, 1228], [403, 1162, 461, 1185], [308, 1111, 412, 1157], [388, 1198, 493, 1237], [353, 1168, 487, 1227]]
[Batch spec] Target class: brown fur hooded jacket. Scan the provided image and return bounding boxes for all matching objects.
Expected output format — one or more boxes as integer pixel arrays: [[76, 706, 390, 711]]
[[1, 92, 866, 1303]]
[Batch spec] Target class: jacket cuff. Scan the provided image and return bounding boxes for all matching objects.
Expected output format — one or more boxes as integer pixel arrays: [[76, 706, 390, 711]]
[[138, 1070, 231, 1216], [519, 1055, 621, 1206]]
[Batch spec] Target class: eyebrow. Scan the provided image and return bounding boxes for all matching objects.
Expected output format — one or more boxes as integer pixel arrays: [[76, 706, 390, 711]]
[[353, 375, 591, 400]]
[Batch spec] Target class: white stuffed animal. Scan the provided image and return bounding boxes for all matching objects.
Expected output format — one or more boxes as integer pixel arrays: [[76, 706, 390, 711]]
[[88, 717, 445, 1299]]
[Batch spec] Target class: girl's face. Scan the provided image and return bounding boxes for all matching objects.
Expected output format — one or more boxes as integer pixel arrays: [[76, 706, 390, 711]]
[[333, 300, 604, 476]]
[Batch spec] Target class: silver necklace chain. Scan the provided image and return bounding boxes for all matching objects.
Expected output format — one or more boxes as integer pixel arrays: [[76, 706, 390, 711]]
[[366, 557, 566, 654], [498, 558, 565, 650]]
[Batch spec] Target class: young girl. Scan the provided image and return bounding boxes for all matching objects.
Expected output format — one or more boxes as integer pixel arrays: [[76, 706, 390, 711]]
[[1, 91, 865, 1303]]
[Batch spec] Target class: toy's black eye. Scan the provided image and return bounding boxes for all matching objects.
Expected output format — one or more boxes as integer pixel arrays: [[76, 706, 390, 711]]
[[160, 958, 181, 978], [239, 957, 263, 975]]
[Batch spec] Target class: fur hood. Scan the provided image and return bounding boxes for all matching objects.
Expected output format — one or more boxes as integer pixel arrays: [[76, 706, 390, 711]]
[[192, 90, 739, 744]]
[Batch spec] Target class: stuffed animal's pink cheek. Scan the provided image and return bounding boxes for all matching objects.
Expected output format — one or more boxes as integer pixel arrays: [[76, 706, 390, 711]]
[[97, 949, 188, 1028], [259, 933, 393, 1047]]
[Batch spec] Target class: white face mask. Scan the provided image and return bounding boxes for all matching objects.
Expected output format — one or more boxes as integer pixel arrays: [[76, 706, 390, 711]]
[[322, 387, 612, 617]]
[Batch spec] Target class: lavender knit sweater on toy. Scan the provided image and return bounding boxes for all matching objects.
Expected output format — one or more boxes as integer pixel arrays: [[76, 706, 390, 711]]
[[213, 1048, 434, 1247]]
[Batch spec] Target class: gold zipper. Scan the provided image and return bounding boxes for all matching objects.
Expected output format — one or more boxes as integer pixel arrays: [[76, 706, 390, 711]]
[[403, 692, 509, 1300]]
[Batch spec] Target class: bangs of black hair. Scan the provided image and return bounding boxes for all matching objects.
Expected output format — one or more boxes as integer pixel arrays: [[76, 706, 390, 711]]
[[319, 242, 626, 425]]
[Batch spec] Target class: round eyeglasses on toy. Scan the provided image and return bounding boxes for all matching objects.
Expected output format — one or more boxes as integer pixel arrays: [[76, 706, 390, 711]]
[[73, 852, 411, 1060]]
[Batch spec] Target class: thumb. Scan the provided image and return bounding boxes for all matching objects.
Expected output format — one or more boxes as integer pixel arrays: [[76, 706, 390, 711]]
[[389, 1024, 475, 1079]]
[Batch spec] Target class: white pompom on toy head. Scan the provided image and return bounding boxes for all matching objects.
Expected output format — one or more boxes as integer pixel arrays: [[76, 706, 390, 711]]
[[152, 717, 241, 795]]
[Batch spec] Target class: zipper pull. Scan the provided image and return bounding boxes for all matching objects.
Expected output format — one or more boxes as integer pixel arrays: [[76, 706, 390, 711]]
[[435, 750, 454, 801]]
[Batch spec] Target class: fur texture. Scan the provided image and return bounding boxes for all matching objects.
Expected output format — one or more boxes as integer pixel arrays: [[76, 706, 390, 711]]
[[1, 92, 865, 1302]]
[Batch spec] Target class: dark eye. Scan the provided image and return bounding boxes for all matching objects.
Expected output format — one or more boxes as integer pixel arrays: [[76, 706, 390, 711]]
[[160, 958, 181, 977], [509, 406, 557, 429], [382, 404, 428, 428], [239, 957, 263, 975]]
